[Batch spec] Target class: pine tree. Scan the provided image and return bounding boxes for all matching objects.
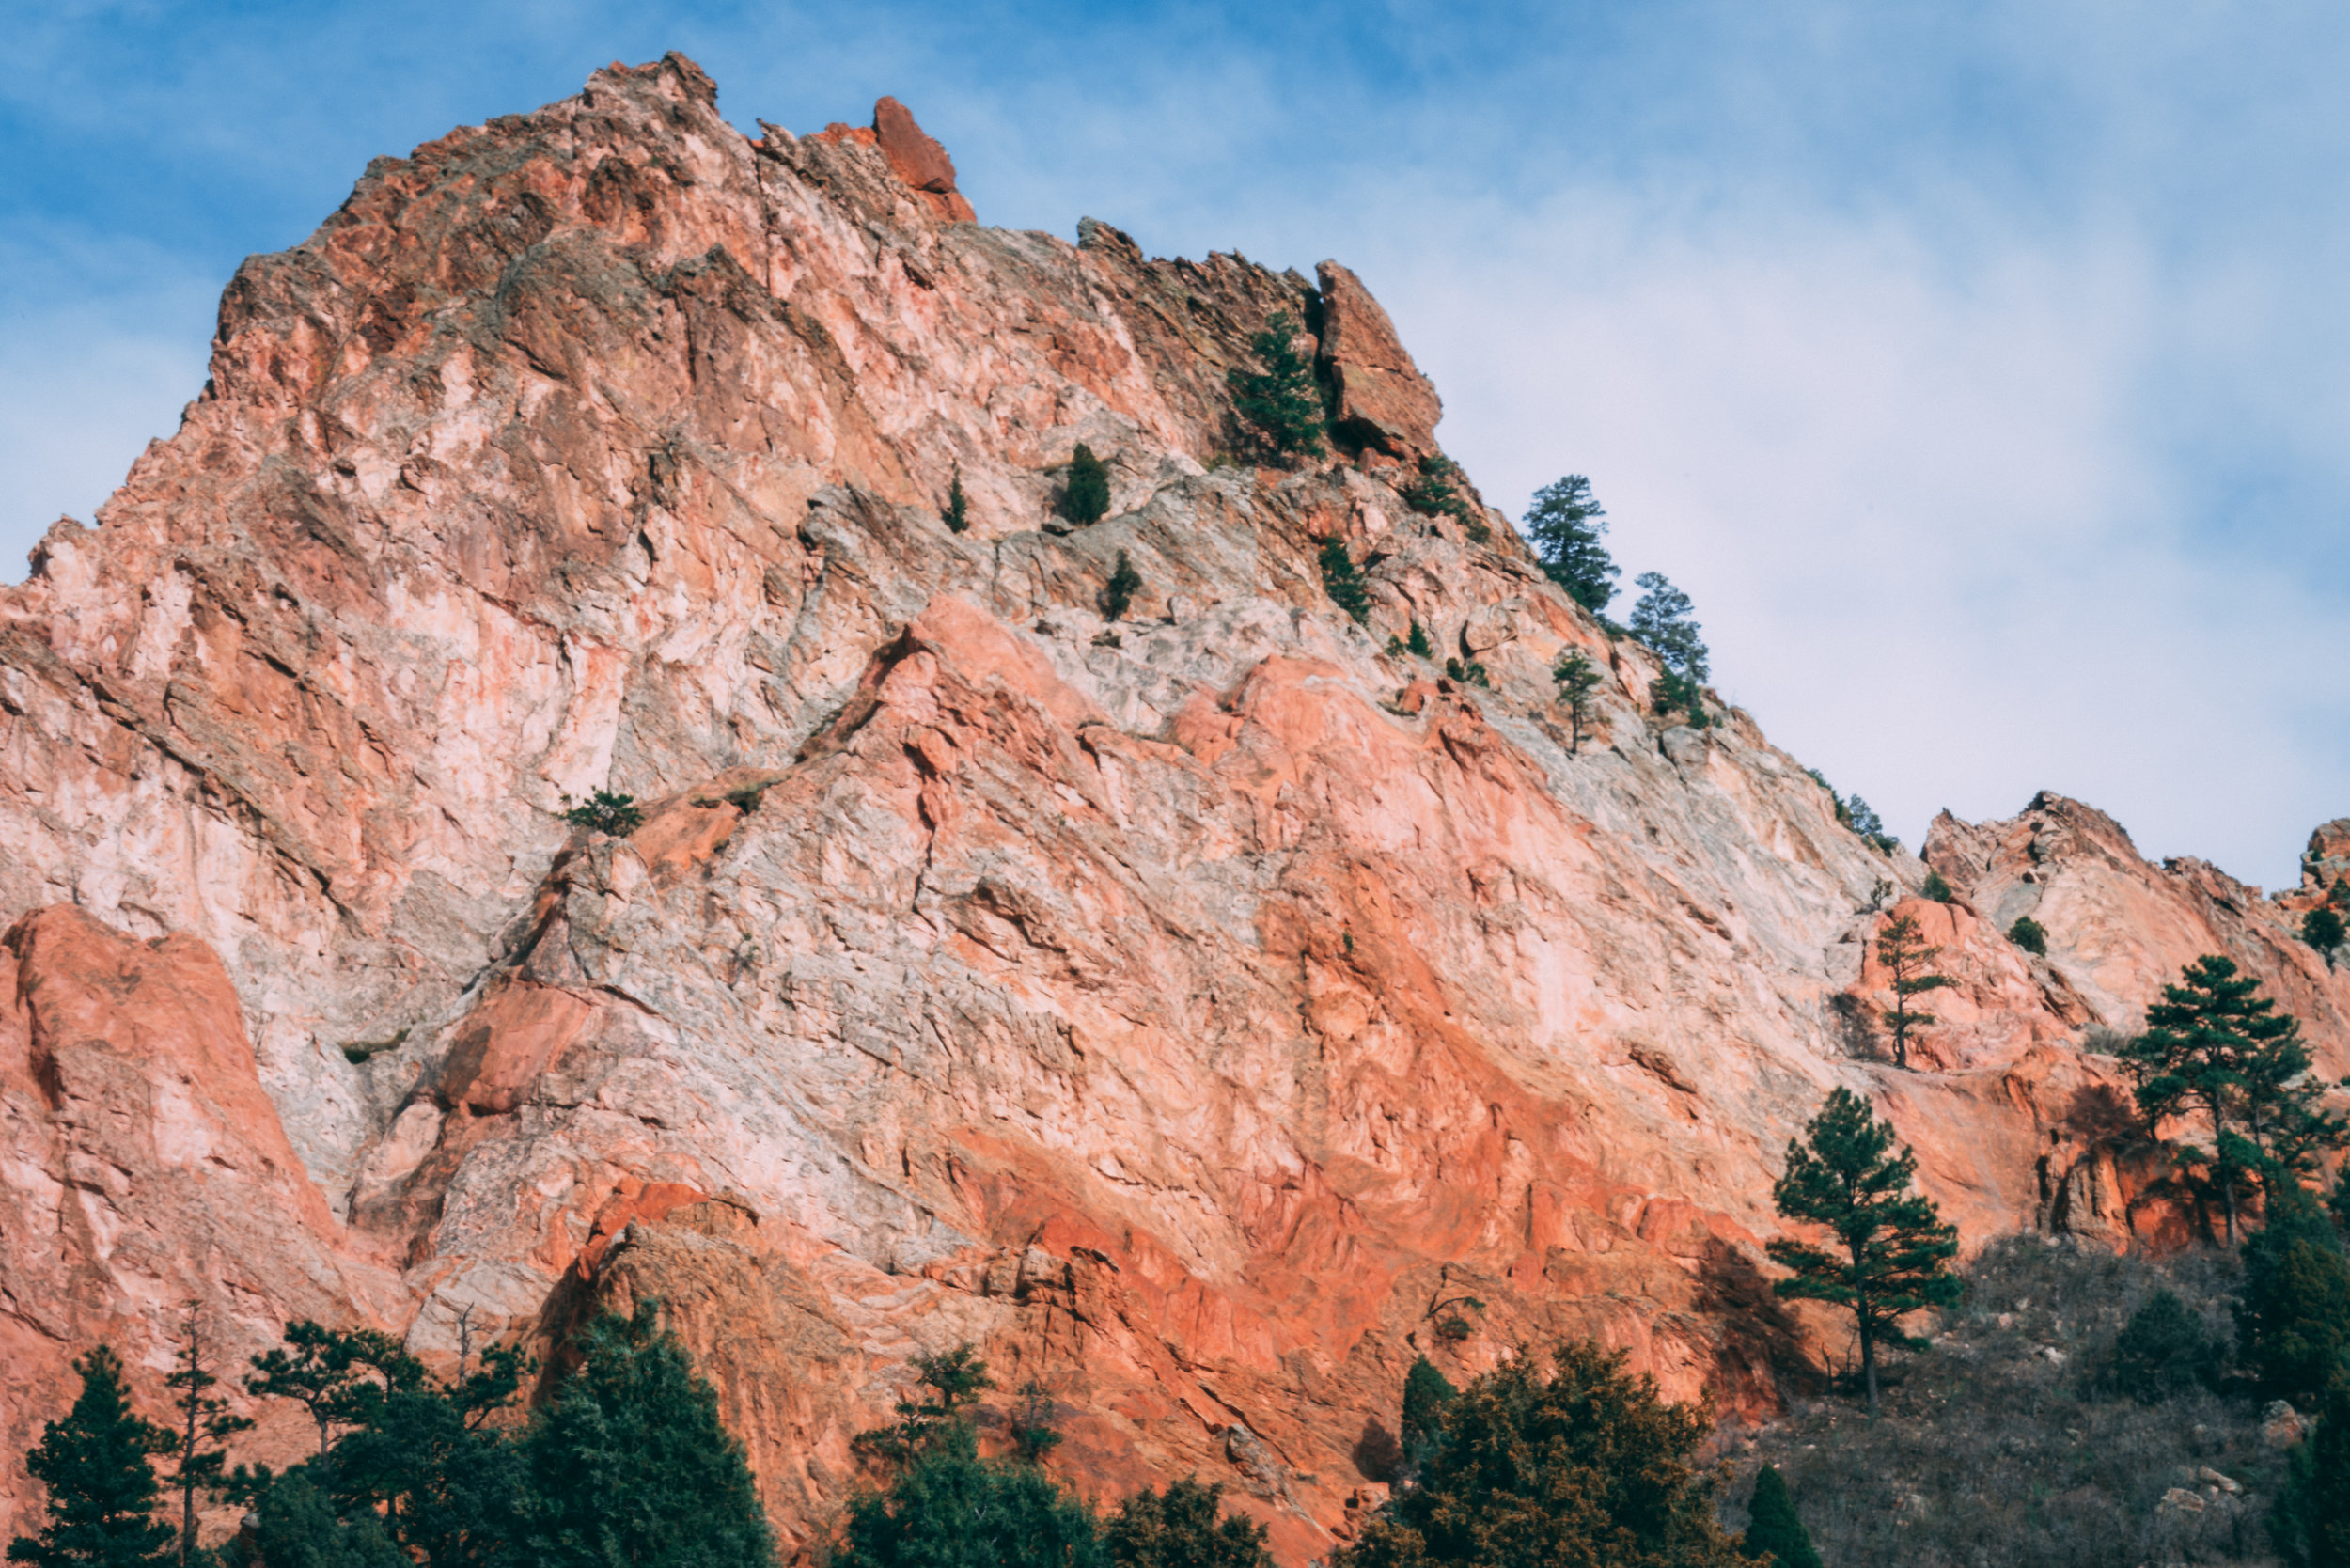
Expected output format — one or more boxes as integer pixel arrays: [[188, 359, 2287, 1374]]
[[1397, 1357, 1455, 1476], [855, 1342, 995, 1466], [1061, 446, 1111, 525], [2235, 1195, 2350, 1405], [520, 1302, 776, 1568], [1628, 572, 1708, 682], [1523, 475, 1619, 614], [1104, 1478, 1268, 1568], [243, 1323, 423, 1455], [1768, 1088, 1962, 1419], [1920, 870, 1955, 903], [8, 1346, 176, 1568], [1649, 669, 1709, 729], [1400, 456, 1485, 541], [1008, 1381, 1064, 1466], [1334, 1342, 1745, 1568], [161, 1306, 251, 1568], [1405, 621, 1433, 659], [1872, 912, 1953, 1070], [944, 466, 971, 534], [1318, 539, 1371, 626], [1739, 1466, 1822, 1568], [835, 1424, 1099, 1568], [2307, 906, 2346, 956], [2119, 955, 2342, 1244], [237, 1476, 405, 1568], [1227, 314, 1325, 458], [2106, 1289, 2219, 1401], [1101, 551, 1142, 623], [1553, 650, 1603, 753], [2276, 1378, 2350, 1568]]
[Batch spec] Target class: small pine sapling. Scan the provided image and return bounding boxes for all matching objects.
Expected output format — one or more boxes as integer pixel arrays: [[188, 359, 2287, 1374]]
[[942, 465, 970, 534], [1873, 912, 1954, 1069], [1443, 657, 1490, 688], [1552, 650, 1603, 752], [1227, 313, 1326, 457], [1401, 456, 1489, 542], [1317, 539, 1371, 625], [1008, 1380, 1063, 1466], [563, 791, 645, 837], [1740, 1465, 1824, 1568], [1406, 620, 1433, 658], [1061, 444, 1111, 525], [1921, 869, 1956, 902], [2008, 915, 2049, 956], [1102, 550, 1142, 622]]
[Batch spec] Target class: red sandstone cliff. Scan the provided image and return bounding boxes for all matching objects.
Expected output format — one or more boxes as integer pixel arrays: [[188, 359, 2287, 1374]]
[[1, 55, 2342, 1560]]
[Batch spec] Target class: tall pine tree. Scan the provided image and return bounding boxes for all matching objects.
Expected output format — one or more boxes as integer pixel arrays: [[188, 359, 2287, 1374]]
[[161, 1306, 250, 1568], [1553, 650, 1604, 753], [8, 1347, 176, 1568], [1628, 573, 1708, 682], [1768, 1089, 1961, 1418], [520, 1301, 776, 1568], [1872, 913, 1954, 1070], [2120, 955, 2342, 1243], [1523, 476, 1619, 614]]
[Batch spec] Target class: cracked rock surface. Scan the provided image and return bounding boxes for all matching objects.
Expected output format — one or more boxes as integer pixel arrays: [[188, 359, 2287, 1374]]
[[3, 54, 2343, 1560]]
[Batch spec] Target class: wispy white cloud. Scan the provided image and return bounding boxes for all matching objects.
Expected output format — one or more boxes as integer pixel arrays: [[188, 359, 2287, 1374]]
[[4, 0, 2344, 888]]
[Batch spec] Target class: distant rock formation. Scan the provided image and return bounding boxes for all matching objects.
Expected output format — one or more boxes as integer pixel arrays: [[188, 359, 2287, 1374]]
[[2, 52, 2342, 1561]]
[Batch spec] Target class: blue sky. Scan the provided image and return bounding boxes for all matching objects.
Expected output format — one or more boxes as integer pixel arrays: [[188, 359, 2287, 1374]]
[[6, 0, 2346, 887]]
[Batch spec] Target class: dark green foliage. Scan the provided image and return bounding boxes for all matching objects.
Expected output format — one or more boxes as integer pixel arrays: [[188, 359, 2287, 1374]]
[[238, 1477, 404, 1568], [1102, 551, 1142, 623], [1838, 793, 1899, 854], [520, 1301, 776, 1568], [2236, 1194, 2350, 1404], [1391, 1354, 1448, 1457], [563, 791, 645, 837], [1553, 650, 1603, 752], [857, 1343, 996, 1466], [1401, 457, 1488, 542], [835, 1424, 1100, 1568], [8, 1347, 175, 1568], [2104, 1289, 2219, 1401], [1523, 475, 1619, 614], [2008, 915, 2048, 956], [1737, 1466, 1821, 1568], [1920, 869, 1955, 903], [944, 467, 970, 534], [1406, 620, 1433, 659], [243, 1322, 423, 1454], [1768, 1088, 1962, 1417], [323, 1345, 526, 1567], [1227, 314, 1325, 457], [1333, 1341, 1746, 1568], [162, 1309, 251, 1568], [2307, 905, 2347, 953], [1062, 446, 1111, 525], [2277, 1379, 2350, 1567], [2119, 954, 2346, 1243], [1008, 1382, 1063, 1466], [1648, 669, 1708, 729], [1872, 913, 1954, 1070], [1318, 539, 1371, 625], [1443, 657, 1489, 688], [1628, 572, 1708, 682], [1104, 1478, 1269, 1568]]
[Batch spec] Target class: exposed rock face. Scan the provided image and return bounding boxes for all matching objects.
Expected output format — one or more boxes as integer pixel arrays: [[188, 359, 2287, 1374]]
[[0, 53, 2342, 1560]]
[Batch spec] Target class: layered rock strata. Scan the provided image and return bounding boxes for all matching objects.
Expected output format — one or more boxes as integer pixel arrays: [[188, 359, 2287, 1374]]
[[1, 55, 2342, 1559]]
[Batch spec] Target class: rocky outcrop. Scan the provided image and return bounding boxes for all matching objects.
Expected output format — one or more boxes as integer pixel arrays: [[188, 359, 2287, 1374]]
[[0, 53, 2342, 1559]]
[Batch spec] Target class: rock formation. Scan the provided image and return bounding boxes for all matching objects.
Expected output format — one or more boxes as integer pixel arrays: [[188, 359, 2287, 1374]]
[[1, 54, 2342, 1560]]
